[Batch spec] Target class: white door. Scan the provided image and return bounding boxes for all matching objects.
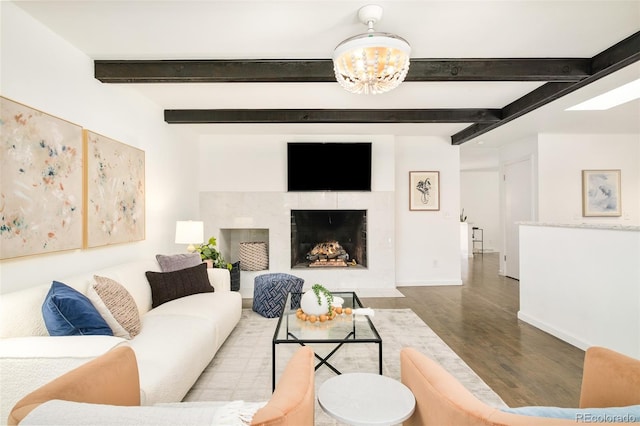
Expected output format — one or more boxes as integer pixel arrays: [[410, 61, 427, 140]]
[[504, 158, 532, 280]]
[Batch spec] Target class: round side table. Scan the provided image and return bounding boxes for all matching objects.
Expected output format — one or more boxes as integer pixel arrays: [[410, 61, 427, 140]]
[[317, 372, 415, 426]]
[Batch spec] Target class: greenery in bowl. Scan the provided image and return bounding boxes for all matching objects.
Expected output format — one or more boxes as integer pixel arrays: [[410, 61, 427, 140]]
[[311, 283, 334, 315], [195, 237, 231, 270]]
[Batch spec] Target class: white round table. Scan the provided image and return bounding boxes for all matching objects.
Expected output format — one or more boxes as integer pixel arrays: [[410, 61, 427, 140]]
[[317, 373, 415, 426]]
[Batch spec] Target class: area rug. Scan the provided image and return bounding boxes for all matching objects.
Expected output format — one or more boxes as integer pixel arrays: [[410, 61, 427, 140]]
[[184, 309, 506, 425]]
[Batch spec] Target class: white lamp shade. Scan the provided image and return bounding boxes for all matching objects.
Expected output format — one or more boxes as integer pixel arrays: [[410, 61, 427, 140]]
[[175, 221, 204, 245]]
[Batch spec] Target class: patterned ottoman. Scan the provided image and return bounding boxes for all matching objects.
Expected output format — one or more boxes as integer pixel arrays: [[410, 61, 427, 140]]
[[252, 273, 304, 318]]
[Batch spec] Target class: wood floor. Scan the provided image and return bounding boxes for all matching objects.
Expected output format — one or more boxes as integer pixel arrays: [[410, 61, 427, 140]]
[[242, 253, 585, 407], [361, 253, 585, 408]]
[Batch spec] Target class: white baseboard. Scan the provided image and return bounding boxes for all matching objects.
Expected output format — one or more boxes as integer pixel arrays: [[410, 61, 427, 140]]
[[241, 287, 406, 298], [517, 311, 590, 351], [397, 279, 463, 287], [347, 288, 406, 297]]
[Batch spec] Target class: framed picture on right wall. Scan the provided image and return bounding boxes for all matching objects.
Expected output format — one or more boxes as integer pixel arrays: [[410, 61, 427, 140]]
[[582, 169, 621, 217]]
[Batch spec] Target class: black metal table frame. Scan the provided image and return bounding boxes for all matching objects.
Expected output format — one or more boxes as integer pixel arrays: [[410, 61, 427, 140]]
[[271, 291, 382, 391]]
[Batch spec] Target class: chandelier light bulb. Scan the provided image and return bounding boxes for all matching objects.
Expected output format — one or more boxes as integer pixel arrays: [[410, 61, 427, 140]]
[[332, 5, 411, 95]]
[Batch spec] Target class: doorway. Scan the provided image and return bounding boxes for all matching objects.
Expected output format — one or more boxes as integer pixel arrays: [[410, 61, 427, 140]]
[[504, 158, 533, 280]]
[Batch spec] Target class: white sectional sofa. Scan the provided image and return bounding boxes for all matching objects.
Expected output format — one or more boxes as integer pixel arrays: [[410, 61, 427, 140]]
[[0, 257, 243, 424]]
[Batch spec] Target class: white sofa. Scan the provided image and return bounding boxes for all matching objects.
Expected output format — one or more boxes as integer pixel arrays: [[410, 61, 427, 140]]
[[0, 259, 243, 424]]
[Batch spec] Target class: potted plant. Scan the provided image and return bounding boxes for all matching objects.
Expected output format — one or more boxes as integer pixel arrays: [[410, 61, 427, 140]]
[[195, 237, 231, 270], [460, 208, 468, 222]]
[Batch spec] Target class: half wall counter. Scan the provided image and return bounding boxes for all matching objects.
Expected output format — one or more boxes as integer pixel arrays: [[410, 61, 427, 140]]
[[519, 222, 640, 358]]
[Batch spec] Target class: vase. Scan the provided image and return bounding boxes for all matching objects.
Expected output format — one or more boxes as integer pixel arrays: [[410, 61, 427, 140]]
[[300, 289, 330, 316]]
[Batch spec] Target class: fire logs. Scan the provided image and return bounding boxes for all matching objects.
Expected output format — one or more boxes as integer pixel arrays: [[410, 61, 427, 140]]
[[306, 240, 349, 267]]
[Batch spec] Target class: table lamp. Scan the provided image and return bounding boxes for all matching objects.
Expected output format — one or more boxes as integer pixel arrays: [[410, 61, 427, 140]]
[[175, 220, 204, 252]]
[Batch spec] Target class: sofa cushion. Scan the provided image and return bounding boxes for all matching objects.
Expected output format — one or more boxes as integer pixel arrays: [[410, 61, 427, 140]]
[[500, 405, 640, 422], [1, 284, 51, 338], [91, 275, 142, 338], [145, 263, 213, 308], [129, 314, 218, 404], [20, 400, 266, 426], [41, 281, 113, 336], [155, 253, 202, 272]]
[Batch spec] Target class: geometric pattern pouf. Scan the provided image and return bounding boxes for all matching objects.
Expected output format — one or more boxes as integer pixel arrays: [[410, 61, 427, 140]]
[[252, 273, 304, 318]]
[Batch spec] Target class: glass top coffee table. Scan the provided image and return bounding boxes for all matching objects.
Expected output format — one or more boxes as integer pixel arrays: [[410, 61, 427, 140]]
[[272, 291, 382, 391]]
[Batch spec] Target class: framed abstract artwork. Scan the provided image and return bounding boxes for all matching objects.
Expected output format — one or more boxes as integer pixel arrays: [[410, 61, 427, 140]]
[[582, 169, 621, 217], [1, 97, 84, 259], [409, 171, 440, 211], [84, 130, 145, 248]]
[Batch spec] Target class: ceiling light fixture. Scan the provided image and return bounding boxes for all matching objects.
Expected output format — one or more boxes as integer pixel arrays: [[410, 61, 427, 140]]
[[332, 4, 411, 95]]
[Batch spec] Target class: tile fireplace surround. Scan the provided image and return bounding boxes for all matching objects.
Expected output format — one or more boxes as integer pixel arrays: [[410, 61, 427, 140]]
[[200, 191, 395, 298]]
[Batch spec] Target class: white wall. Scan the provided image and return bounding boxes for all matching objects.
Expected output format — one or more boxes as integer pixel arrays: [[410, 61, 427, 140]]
[[520, 224, 640, 358], [460, 170, 500, 252], [0, 3, 199, 293], [538, 133, 640, 225], [197, 134, 395, 193], [395, 136, 462, 286], [197, 134, 463, 288], [516, 133, 640, 356]]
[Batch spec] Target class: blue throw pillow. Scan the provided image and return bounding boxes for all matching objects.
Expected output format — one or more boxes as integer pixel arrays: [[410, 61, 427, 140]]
[[501, 405, 640, 423], [42, 281, 113, 336]]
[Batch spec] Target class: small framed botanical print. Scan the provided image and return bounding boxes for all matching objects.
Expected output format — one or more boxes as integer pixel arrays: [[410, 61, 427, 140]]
[[409, 171, 440, 211]]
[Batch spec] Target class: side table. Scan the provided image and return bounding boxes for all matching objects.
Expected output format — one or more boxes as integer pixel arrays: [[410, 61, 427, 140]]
[[317, 372, 415, 426]]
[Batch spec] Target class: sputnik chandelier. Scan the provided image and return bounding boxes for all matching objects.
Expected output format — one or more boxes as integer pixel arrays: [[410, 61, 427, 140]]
[[332, 4, 411, 95]]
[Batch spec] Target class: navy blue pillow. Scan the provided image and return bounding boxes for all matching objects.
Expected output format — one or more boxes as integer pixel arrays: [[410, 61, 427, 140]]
[[42, 281, 113, 336]]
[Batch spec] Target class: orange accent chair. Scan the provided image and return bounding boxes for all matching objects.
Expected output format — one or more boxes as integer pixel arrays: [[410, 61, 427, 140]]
[[400, 346, 640, 426], [8, 345, 315, 426]]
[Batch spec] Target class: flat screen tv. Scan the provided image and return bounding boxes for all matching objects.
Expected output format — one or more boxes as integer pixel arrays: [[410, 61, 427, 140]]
[[287, 142, 372, 192]]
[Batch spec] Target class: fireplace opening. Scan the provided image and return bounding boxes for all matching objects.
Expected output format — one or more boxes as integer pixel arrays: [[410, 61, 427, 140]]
[[291, 210, 367, 269]]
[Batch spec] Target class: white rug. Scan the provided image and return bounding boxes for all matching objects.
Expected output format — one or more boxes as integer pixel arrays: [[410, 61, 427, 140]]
[[184, 309, 506, 425]]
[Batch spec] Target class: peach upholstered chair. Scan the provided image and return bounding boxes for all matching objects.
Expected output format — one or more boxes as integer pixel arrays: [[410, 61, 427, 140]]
[[7, 346, 141, 425], [400, 346, 640, 426], [250, 345, 314, 425], [8, 345, 315, 426]]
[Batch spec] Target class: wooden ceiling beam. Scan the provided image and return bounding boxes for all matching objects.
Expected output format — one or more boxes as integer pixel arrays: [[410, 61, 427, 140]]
[[451, 82, 576, 144], [451, 31, 640, 145], [94, 31, 638, 145], [164, 108, 502, 124], [95, 58, 590, 83]]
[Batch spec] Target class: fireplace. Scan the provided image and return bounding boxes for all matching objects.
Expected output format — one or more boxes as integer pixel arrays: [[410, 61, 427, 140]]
[[291, 210, 367, 269]]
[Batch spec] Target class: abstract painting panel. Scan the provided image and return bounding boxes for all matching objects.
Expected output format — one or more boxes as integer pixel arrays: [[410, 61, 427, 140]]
[[1, 97, 83, 259], [582, 169, 621, 217], [84, 130, 145, 247], [409, 171, 440, 211]]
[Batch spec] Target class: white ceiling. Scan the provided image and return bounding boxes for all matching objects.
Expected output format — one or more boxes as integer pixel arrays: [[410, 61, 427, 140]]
[[11, 0, 640, 169]]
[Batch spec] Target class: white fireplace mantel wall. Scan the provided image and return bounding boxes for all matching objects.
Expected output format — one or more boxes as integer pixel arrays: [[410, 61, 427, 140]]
[[200, 192, 395, 298], [200, 191, 395, 297], [197, 134, 463, 298]]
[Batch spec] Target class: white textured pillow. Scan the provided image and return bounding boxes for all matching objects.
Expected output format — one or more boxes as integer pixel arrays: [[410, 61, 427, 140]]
[[92, 276, 141, 338], [87, 286, 131, 339]]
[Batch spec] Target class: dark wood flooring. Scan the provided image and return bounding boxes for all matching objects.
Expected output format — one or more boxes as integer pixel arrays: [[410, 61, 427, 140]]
[[361, 252, 585, 408], [242, 253, 585, 407]]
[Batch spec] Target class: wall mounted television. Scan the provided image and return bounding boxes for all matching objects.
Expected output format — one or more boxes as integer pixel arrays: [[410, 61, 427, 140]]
[[287, 142, 372, 192]]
